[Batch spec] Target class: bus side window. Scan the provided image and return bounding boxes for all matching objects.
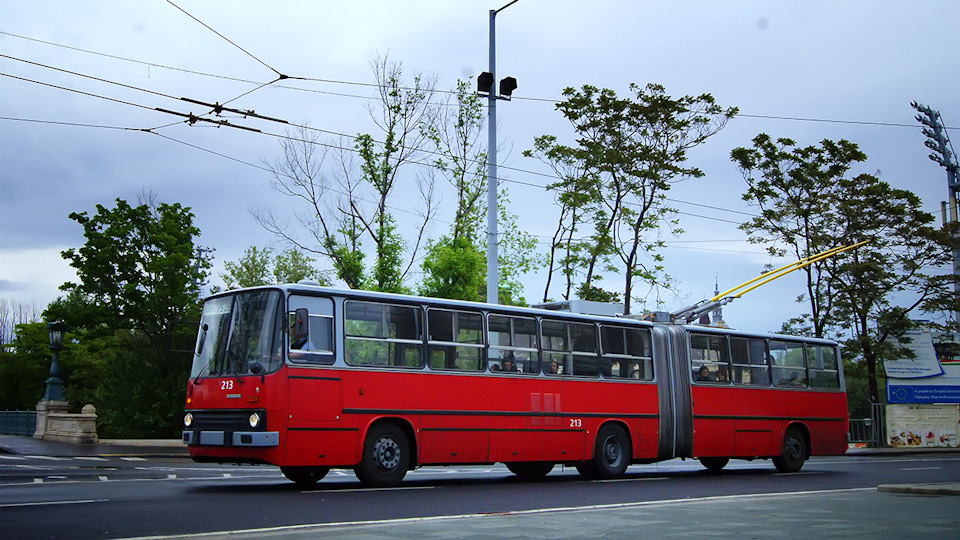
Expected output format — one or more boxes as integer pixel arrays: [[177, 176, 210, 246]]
[[344, 300, 424, 368], [599, 325, 653, 380], [770, 340, 807, 387], [288, 297, 335, 365], [428, 309, 484, 371], [730, 337, 769, 386]]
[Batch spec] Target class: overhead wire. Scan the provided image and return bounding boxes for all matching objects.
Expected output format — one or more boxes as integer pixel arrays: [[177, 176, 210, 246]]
[[166, 0, 284, 79], [3, 21, 946, 230], [2, 30, 955, 130]]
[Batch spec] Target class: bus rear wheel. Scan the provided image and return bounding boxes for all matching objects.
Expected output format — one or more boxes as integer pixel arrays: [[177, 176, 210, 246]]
[[355, 423, 410, 487], [505, 462, 555, 481], [280, 466, 330, 488], [772, 427, 806, 473], [699, 457, 729, 472], [579, 424, 630, 480]]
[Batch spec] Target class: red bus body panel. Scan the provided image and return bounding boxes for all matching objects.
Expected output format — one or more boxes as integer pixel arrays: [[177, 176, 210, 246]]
[[691, 385, 848, 458], [188, 367, 662, 467]]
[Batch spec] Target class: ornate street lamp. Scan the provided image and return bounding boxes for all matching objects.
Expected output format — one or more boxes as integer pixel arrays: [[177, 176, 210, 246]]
[[43, 321, 67, 402]]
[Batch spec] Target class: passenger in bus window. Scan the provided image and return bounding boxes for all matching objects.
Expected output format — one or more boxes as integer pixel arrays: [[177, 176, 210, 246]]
[[716, 366, 728, 383], [500, 351, 518, 372], [786, 371, 804, 386], [546, 360, 559, 375], [696, 366, 712, 381]]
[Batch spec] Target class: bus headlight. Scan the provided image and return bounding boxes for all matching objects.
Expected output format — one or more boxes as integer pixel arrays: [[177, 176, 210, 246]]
[[248, 412, 261, 428], [183, 413, 193, 427]]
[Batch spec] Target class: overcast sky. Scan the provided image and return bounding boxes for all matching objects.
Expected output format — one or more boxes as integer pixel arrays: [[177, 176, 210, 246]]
[[1, 0, 957, 333]]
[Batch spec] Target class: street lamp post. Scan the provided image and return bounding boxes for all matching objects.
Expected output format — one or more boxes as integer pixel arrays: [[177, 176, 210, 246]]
[[482, 0, 519, 305], [43, 321, 67, 402]]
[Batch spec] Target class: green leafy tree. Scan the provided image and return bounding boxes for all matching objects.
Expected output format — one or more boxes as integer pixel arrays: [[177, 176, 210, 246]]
[[732, 134, 867, 337], [274, 247, 326, 284], [529, 83, 737, 313], [58, 197, 211, 436], [419, 235, 485, 301], [419, 78, 541, 304], [221, 246, 272, 288], [221, 246, 328, 288], [733, 135, 960, 402], [0, 322, 51, 410]]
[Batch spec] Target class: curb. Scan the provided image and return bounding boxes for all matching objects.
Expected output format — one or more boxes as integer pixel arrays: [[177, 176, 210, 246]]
[[878, 484, 960, 496]]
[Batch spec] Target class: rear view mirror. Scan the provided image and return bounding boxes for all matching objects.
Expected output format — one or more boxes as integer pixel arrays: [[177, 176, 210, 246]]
[[291, 308, 309, 349]]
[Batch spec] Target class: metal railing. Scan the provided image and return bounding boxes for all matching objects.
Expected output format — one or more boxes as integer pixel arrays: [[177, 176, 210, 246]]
[[848, 418, 875, 443], [848, 403, 887, 447], [0, 410, 37, 436]]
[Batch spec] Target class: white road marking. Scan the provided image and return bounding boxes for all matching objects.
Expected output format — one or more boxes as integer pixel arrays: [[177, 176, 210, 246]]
[[0, 498, 108, 508], [899, 466, 940, 471], [597, 476, 669, 483], [122, 457, 148, 461], [310, 485, 437, 494], [116, 487, 878, 540], [76, 456, 108, 461]]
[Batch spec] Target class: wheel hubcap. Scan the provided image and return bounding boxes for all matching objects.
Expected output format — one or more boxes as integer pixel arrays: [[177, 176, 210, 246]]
[[603, 437, 622, 467], [374, 437, 401, 471], [785, 438, 802, 461]]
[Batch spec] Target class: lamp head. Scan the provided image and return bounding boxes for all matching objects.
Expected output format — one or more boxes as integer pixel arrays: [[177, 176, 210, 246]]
[[47, 321, 67, 349], [477, 71, 494, 94], [499, 76, 517, 98]]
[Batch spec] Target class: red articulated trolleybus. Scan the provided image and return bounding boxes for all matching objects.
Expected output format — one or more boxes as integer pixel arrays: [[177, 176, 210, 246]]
[[183, 283, 848, 488]]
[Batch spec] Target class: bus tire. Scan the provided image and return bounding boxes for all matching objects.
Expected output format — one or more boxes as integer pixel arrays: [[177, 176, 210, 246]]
[[575, 461, 598, 480], [699, 457, 729, 472], [772, 427, 806, 473], [280, 466, 330, 488], [505, 462, 555, 481], [589, 424, 631, 479], [355, 423, 410, 487]]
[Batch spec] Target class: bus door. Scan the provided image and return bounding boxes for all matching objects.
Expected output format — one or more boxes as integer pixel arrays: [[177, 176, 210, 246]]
[[688, 331, 736, 457], [284, 296, 348, 464], [652, 325, 693, 460]]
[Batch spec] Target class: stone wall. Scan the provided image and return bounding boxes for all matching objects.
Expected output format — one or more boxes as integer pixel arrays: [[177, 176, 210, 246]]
[[35, 401, 98, 444]]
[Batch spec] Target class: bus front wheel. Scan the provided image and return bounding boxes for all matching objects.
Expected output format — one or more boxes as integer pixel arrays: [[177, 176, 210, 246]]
[[772, 427, 806, 473], [355, 423, 410, 487], [505, 462, 555, 481], [578, 424, 630, 480], [280, 466, 329, 488]]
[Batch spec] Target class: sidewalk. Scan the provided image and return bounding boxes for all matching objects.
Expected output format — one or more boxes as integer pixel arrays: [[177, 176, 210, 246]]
[[0, 434, 188, 458]]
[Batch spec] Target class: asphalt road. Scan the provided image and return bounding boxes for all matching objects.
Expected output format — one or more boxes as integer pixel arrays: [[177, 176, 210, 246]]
[[1, 453, 958, 539]]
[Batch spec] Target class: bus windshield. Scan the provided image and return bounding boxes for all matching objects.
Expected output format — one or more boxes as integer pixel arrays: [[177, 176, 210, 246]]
[[191, 290, 284, 378]]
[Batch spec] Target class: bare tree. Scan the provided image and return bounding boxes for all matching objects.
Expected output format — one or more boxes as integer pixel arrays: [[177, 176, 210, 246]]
[[256, 55, 439, 292], [0, 298, 42, 345]]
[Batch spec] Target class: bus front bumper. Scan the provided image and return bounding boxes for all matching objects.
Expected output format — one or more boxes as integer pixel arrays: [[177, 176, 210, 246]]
[[182, 430, 279, 447]]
